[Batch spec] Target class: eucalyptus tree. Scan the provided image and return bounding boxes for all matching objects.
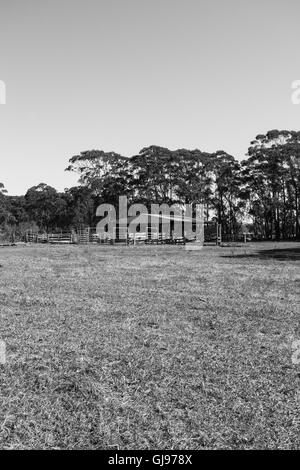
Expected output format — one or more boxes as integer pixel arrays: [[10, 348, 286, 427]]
[[24, 183, 67, 232], [242, 130, 300, 239], [208, 151, 244, 237], [65, 150, 132, 206]]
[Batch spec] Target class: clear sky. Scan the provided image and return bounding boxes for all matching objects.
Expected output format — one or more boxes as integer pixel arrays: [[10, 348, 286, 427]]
[[0, 0, 300, 195]]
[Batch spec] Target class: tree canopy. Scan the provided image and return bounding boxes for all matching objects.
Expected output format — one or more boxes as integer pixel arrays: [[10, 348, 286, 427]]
[[1, 130, 300, 240]]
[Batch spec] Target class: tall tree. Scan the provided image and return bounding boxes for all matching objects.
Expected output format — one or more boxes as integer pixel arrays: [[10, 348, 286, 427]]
[[242, 130, 300, 239], [65, 150, 132, 205], [208, 151, 244, 237], [24, 183, 67, 231]]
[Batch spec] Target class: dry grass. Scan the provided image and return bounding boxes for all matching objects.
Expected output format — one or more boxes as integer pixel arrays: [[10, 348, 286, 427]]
[[0, 241, 299, 449]]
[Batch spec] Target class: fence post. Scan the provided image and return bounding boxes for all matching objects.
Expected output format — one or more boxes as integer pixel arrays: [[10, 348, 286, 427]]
[[217, 224, 222, 246]]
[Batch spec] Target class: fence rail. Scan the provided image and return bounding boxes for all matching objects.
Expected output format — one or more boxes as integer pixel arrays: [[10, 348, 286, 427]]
[[22, 224, 223, 246]]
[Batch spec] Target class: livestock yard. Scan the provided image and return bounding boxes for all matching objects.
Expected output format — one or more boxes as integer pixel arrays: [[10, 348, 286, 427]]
[[0, 242, 299, 449]]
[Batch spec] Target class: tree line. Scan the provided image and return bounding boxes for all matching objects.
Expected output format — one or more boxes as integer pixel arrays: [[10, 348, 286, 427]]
[[0, 129, 300, 241]]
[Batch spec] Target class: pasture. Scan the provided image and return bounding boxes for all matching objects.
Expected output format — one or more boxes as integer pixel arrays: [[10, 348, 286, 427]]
[[0, 242, 299, 449]]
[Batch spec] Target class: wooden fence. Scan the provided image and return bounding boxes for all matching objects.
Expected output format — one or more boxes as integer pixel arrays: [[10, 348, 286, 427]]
[[23, 224, 222, 246]]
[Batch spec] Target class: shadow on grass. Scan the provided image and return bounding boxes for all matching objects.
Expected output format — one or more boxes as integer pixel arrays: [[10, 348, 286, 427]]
[[222, 247, 300, 261]]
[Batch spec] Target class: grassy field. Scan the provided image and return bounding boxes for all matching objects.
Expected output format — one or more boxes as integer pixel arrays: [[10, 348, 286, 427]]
[[0, 241, 299, 449]]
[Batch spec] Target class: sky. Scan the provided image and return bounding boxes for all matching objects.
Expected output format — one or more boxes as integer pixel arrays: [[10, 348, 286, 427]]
[[0, 0, 300, 195]]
